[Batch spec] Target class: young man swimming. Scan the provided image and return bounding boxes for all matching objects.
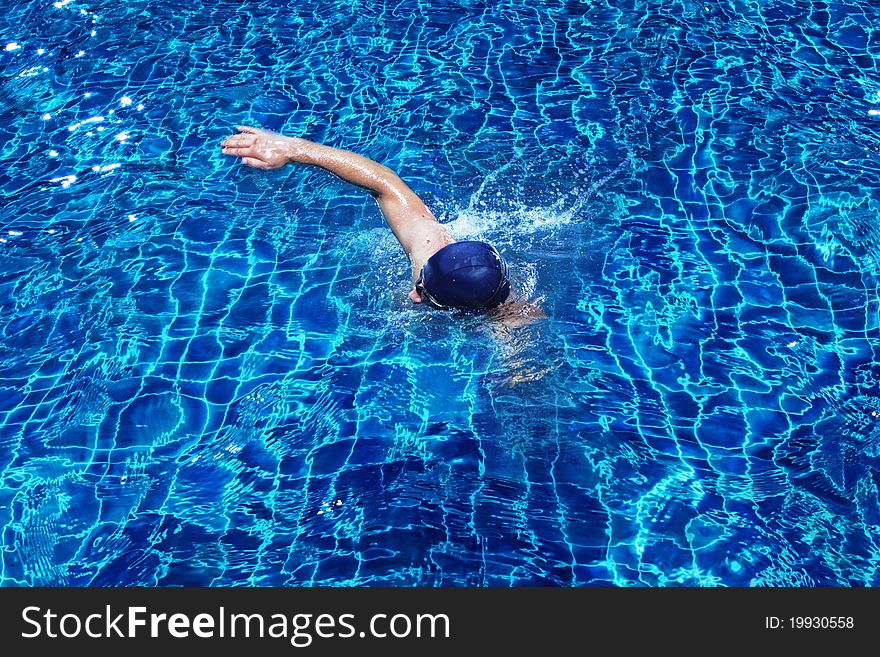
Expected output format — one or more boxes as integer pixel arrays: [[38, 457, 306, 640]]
[[220, 126, 514, 312]]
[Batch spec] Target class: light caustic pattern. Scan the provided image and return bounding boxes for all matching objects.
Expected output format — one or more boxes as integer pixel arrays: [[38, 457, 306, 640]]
[[1, 0, 880, 586]]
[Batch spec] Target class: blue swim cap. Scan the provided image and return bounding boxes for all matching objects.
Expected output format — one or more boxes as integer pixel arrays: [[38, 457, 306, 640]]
[[419, 241, 510, 309]]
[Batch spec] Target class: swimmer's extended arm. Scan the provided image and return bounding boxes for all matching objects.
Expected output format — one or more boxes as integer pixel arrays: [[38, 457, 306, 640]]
[[221, 126, 451, 275]]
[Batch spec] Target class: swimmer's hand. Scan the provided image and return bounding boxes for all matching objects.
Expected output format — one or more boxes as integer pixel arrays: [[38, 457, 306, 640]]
[[489, 297, 546, 329], [221, 125, 300, 170]]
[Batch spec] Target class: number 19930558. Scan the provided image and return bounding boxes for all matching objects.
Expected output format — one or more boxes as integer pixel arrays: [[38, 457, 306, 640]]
[[765, 616, 854, 630]]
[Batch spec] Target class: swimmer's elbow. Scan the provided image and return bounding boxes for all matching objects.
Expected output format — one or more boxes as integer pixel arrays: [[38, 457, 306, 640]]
[[368, 178, 399, 202]]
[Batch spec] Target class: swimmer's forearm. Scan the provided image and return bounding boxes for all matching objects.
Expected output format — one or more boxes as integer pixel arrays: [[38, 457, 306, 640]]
[[284, 138, 418, 206]]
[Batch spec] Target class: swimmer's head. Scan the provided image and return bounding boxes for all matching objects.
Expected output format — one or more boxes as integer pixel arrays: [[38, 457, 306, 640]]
[[412, 241, 510, 310]]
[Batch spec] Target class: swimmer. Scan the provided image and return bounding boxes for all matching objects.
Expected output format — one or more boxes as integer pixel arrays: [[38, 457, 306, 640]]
[[221, 126, 542, 325]]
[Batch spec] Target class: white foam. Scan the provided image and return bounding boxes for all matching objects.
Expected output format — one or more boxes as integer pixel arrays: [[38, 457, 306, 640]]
[[446, 153, 632, 245]]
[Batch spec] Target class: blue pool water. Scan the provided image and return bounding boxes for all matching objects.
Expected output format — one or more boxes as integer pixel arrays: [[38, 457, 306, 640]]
[[2, 0, 880, 586]]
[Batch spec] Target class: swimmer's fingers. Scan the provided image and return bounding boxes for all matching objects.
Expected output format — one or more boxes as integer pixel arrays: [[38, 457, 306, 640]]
[[222, 136, 271, 153], [221, 134, 255, 149], [237, 125, 260, 135], [221, 146, 270, 168], [220, 143, 268, 168], [241, 156, 272, 169], [220, 144, 252, 156]]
